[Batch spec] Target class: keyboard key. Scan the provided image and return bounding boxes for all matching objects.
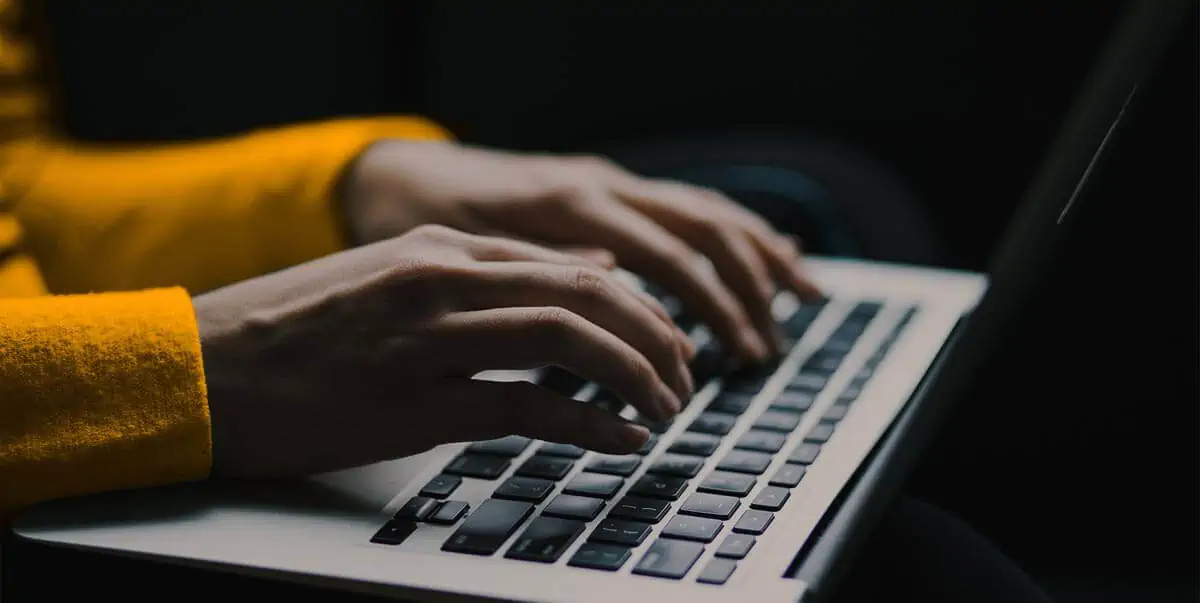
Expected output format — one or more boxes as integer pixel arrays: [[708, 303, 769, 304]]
[[805, 423, 836, 444], [697, 558, 737, 585], [648, 454, 705, 478], [394, 496, 439, 521], [668, 432, 722, 457], [636, 415, 674, 434], [538, 443, 586, 459], [516, 456, 574, 480], [494, 476, 555, 503], [717, 450, 774, 475], [444, 454, 511, 480], [427, 500, 470, 525], [821, 404, 849, 422], [442, 498, 534, 555], [569, 543, 632, 571], [636, 433, 661, 456], [754, 410, 802, 433], [505, 516, 585, 563], [629, 475, 689, 500], [689, 344, 730, 386], [540, 367, 587, 396], [680, 493, 741, 520], [708, 393, 754, 415], [542, 494, 606, 521], [610, 496, 671, 524], [689, 412, 738, 436], [788, 443, 822, 465], [770, 464, 807, 488], [802, 351, 844, 374], [771, 391, 816, 413], [661, 515, 723, 542], [782, 304, 823, 338], [751, 487, 791, 511], [697, 471, 757, 497], [788, 372, 829, 392], [736, 429, 788, 453], [586, 455, 642, 477], [564, 473, 624, 499], [467, 436, 531, 457], [590, 518, 652, 546], [370, 520, 417, 545], [715, 533, 756, 559], [634, 539, 706, 580], [733, 510, 774, 535], [419, 474, 462, 499]]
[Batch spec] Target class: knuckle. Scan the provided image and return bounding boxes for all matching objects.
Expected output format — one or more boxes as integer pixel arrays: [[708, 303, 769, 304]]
[[531, 307, 579, 342], [571, 154, 620, 173], [408, 223, 457, 240], [568, 267, 610, 300], [627, 354, 657, 389]]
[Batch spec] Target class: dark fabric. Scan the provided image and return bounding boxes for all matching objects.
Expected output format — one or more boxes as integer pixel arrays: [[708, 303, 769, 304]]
[[4, 497, 1053, 602]]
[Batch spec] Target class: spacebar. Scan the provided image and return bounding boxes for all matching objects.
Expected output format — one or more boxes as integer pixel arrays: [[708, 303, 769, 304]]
[[442, 498, 534, 556]]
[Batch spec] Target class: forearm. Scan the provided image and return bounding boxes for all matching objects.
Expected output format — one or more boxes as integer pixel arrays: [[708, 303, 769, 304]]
[[3, 116, 450, 294], [0, 288, 210, 518]]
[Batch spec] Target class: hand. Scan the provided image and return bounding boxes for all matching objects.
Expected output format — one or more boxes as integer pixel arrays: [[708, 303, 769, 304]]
[[194, 225, 694, 479], [341, 141, 824, 363]]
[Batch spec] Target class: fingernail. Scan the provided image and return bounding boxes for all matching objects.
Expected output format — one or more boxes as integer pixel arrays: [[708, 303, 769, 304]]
[[741, 329, 770, 360], [613, 422, 651, 450], [659, 384, 682, 418], [676, 328, 697, 358]]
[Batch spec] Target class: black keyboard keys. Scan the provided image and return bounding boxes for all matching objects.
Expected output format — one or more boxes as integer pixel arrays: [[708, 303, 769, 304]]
[[717, 450, 774, 475], [805, 423, 836, 443], [648, 454, 705, 478], [569, 543, 632, 571], [505, 516, 585, 563], [751, 487, 791, 511], [419, 474, 462, 499], [444, 454, 511, 480], [371, 520, 417, 545], [821, 404, 849, 422], [442, 498, 534, 555], [770, 464, 807, 488], [680, 493, 741, 520], [733, 510, 774, 535], [543, 494, 606, 521], [516, 456, 574, 480], [788, 443, 822, 465], [633, 539, 706, 579], [697, 471, 757, 497], [661, 515, 723, 542], [715, 533, 756, 559], [708, 393, 754, 415], [428, 501, 470, 525], [590, 518, 652, 546], [494, 476, 555, 503], [697, 558, 738, 585], [736, 429, 788, 453], [629, 474, 689, 500], [771, 391, 816, 413], [668, 432, 722, 457], [563, 473, 624, 499], [394, 496, 439, 521], [689, 412, 738, 436], [538, 443, 587, 458], [754, 410, 802, 433], [788, 372, 829, 392], [467, 436, 531, 457], [586, 455, 642, 477], [610, 496, 671, 523]]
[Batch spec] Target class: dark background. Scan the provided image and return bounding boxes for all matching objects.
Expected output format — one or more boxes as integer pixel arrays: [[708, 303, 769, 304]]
[[26, 0, 1200, 600]]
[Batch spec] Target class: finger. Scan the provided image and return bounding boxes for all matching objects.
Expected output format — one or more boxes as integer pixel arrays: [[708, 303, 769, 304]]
[[556, 247, 617, 269], [427, 307, 683, 421], [446, 263, 691, 400], [669, 219, 782, 354], [752, 233, 825, 301], [415, 380, 653, 455], [460, 231, 604, 267], [576, 201, 769, 361]]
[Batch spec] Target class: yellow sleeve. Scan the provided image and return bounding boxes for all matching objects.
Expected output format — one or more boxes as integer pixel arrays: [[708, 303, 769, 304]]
[[0, 0, 451, 295], [0, 288, 211, 519]]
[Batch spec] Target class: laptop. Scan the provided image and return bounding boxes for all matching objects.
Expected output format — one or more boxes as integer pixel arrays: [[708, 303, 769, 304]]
[[11, 1, 1191, 600]]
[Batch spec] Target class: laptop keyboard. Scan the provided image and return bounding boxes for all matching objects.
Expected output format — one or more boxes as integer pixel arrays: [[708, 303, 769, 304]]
[[372, 296, 920, 585]]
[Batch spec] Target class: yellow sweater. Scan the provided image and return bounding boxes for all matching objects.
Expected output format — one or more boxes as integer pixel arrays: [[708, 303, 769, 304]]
[[0, 0, 448, 517]]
